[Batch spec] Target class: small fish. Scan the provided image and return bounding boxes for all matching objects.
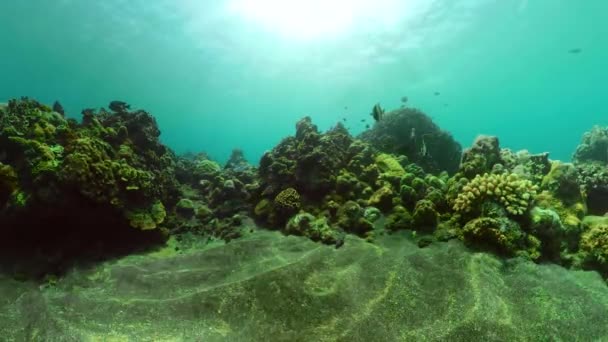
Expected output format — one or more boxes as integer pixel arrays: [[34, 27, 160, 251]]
[[344, 106, 348, 110], [401, 96, 408, 103], [434, 92, 440, 96], [365, 124, 370, 129], [342, 117, 347, 122], [370, 103, 384, 122], [360, 119, 365, 122], [568, 48, 582, 54], [420, 137, 428, 157], [109, 100, 130, 113]]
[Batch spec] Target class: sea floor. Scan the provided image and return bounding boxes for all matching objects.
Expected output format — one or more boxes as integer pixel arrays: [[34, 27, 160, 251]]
[[1, 228, 607, 341]]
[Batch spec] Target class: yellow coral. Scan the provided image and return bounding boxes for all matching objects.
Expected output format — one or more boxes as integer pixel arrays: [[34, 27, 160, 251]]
[[274, 187, 301, 212], [375, 153, 405, 177], [453, 173, 538, 215]]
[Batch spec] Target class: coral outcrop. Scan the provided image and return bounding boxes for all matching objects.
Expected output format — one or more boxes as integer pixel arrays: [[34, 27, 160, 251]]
[[453, 173, 538, 216], [4, 98, 608, 282], [359, 107, 462, 174]]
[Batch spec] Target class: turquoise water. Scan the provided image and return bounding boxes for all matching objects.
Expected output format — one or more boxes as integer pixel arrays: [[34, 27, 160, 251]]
[[1, 1, 606, 163]]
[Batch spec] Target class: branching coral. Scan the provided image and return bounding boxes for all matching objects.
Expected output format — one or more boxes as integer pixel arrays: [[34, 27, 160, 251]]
[[453, 173, 538, 216]]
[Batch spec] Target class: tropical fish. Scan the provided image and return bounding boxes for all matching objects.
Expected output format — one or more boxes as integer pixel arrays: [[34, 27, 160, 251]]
[[370, 103, 384, 122], [109, 100, 130, 113]]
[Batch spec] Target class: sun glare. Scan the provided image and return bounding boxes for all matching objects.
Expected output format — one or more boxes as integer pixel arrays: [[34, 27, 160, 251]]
[[227, 0, 376, 40]]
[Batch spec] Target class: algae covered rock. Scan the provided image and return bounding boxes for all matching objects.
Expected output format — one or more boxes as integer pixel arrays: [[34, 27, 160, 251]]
[[359, 107, 462, 174], [412, 199, 438, 231], [460, 135, 501, 178], [337, 200, 374, 236], [285, 212, 339, 244], [576, 162, 608, 215], [385, 205, 414, 231], [573, 125, 608, 164], [580, 216, 608, 274], [462, 217, 539, 259]]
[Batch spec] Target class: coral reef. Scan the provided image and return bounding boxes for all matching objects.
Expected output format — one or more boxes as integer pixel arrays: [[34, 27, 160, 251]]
[[4, 97, 608, 282], [359, 107, 462, 175]]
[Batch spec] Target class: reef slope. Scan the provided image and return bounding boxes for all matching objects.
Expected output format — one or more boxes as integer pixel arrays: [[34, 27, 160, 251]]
[[1, 230, 607, 341]]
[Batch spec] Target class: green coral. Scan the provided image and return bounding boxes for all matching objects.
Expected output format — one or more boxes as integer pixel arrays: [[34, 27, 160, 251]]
[[126, 201, 166, 230], [580, 216, 608, 270], [336, 200, 374, 236], [285, 212, 338, 244]]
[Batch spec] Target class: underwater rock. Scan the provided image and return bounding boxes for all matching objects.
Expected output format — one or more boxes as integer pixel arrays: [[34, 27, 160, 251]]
[[285, 212, 339, 244], [52, 101, 65, 116], [500, 149, 551, 183], [412, 199, 438, 231], [359, 107, 462, 175], [109, 101, 131, 113], [367, 185, 394, 212], [580, 216, 608, 274], [576, 162, 608, 215], [573, 126, 608, 164], [175, 198, 196, 218], [224, 148, 250, 171], [460, 135, 501, 178], [541, 161, 583, 205], [385, 205, 414, 231], [259, 117, 352, 198], [363, 206, 382, 222], [337, 200, 374, 236], [462, 217, 539, 259]]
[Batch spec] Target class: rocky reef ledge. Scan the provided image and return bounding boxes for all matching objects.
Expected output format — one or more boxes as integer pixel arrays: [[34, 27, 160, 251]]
[[1, 97, 608, 285]]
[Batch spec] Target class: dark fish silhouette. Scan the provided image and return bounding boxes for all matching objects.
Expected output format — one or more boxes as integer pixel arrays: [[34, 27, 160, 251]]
[[360, 119, 365, 122], [401, 96, 408, 103], [342, 118, 347, 122], [568, 48, 582, 54], [370, 103, 384, 122], [109, 101, 130, 113], [434, 92, 440, 96], [365, 124, 370, 129]]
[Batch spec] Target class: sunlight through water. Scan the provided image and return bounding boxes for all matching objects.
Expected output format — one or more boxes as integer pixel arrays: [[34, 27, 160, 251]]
[[226, 0, 406, 40]]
